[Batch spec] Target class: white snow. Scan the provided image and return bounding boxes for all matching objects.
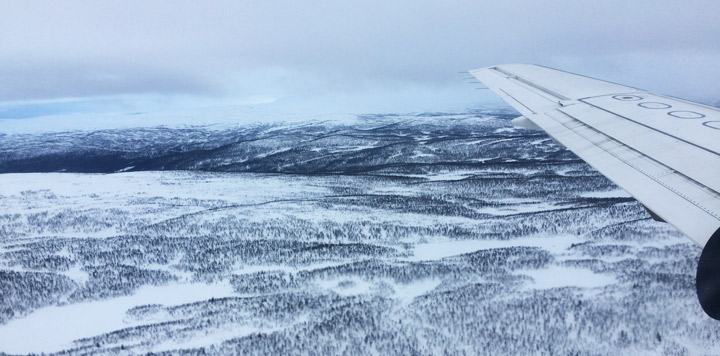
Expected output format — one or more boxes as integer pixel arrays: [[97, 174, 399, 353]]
[[473, 201, 573, 216], [0, 106, 359, 135], [149, 324, 281, 353], [0, 282, 235, 355], [494, 127, 517, 133], [390, 279, 441, 306], [579, 189, 631, 198], [115, 166, 135, 173], [0, 114, 710, 353], [0, 172, 335, 240], [315, 276, 439, 305], [0, 172, 328, 203], [531, 138, 551, 145], [396, 170, 478, 182], [408, 235, 583, 261], [329, 145, 378, 153], [61, 265, 90, 285], [234, 261, 349, 275], [516, 266, 617, 289], [317, 276, 374, 296], [410, 152, 436, 158]]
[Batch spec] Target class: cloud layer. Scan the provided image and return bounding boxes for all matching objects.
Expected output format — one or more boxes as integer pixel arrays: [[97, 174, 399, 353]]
[[1, 0, 719, 114]]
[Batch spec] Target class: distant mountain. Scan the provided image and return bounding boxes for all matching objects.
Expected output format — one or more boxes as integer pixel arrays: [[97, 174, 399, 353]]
[[0, 111, 581, 175]]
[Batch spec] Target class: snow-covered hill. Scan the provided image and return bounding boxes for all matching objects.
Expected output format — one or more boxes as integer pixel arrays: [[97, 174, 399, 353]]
[[0, 112, 718, 355]]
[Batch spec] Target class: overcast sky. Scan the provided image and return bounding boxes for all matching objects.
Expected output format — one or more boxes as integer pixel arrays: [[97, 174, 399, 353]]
[[1, 0, 719, 118]]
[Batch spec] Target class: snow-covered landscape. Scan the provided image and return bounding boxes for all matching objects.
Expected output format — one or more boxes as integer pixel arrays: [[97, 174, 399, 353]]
[[1, 111, 719, 355]]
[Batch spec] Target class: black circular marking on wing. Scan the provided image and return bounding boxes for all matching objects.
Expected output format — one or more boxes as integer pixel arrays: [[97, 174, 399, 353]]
[[612, 95, 643, 101], [668, 111, 706, 119], [638, 102, 672, 109], [702, 121, 720, 130]]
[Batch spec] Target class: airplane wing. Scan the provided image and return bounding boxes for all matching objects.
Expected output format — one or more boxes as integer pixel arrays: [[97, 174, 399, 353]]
[[469, 64, 720, 319]]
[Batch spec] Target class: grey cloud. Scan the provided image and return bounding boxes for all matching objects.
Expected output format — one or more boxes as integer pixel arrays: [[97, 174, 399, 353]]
[[0, 58, 221, 101], [1, 0, 719, 107]]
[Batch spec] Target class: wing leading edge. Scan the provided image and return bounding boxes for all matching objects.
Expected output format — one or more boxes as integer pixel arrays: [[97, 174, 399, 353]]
[[470, 64, 720, 319]]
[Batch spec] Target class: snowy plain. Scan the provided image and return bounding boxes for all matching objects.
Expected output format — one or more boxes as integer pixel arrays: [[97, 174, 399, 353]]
[[0, 112, 718, 355]]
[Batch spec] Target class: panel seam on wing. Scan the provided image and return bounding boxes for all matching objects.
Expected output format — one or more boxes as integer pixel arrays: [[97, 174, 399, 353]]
[[546, 109, 720, 221], [578, 98, 720, 158], [492, 67, 570, 101], [497, 88, 537, 115]]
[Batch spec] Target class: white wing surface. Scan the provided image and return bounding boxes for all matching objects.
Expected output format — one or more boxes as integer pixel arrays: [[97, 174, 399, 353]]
[[470, 64, 720, 318]]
